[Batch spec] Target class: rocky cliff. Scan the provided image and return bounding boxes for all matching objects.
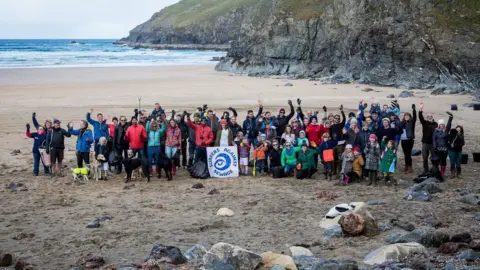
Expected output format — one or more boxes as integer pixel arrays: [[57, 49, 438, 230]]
[[122, 0, 480, 91]]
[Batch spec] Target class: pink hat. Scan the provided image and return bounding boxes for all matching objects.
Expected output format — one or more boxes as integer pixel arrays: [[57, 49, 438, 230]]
[[369, 134, 377, 140], [354, 147, 361, 153]]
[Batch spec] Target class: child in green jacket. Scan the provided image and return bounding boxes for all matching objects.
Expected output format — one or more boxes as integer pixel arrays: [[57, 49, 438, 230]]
[[380, 138, 397, 186]]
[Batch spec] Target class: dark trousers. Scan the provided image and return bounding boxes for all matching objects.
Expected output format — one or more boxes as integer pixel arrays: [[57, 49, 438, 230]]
[[422, 143, 434, 173], [433, 150, 448, 167], [33, 151, 50, 175], [323, 161, 333, 176], [76, 151, 90, 168], [297, 168, 317, 179], [346, 171, 360, 182], [114, 144, 128, 173], [401, 139, 414, 167], [181, 140, 187, 167], [195, 147, 207, 163], [188, 141, 196, 166], [256, 159, 265, 174]]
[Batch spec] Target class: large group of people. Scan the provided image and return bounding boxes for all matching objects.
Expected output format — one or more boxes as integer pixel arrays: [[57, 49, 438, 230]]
[[26, 98, 466, 186]]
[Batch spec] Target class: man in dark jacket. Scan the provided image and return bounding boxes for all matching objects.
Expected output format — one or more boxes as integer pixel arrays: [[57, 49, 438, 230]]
[[187, 113, 201, 167], [243, 105, 263, 146], [228, 115, 241, 140], [151, 103, 164, 118], [45, 120, 71, 177], [276, 100, 295, 138], [419, 103, 438, 173], [113, 115, 129, 174]]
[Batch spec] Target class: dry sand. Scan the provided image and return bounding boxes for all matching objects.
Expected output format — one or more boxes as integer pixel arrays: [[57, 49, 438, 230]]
[[0, 65, 479, 269]]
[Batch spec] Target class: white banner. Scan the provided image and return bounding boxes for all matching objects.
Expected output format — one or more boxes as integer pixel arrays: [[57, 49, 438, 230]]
[[206, 146, 239, 178]]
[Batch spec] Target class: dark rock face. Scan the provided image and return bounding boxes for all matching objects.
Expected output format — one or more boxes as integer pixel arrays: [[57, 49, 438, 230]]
[[214, 0, 480, 91]]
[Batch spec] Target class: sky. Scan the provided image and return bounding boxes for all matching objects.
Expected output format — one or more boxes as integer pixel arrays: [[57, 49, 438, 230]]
[[0, 0, 180, 39]]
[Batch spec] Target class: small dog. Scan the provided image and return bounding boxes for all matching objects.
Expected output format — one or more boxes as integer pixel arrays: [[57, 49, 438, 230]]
[[156, 152, 173, 181], [72, 167, 89, 182], [89, 151, 100, 181], [122, 150, 149, 183]]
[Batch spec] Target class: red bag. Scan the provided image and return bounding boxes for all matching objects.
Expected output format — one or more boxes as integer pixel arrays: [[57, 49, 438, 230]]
[[323, 149, 334, 162]]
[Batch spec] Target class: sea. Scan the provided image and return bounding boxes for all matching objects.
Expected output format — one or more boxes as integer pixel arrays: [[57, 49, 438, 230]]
[[0, 39, 226, 68]]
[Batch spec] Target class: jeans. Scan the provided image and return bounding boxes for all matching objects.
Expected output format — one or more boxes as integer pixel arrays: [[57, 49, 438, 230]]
[[449, 151, 462, 169], [165, 146, 177, 159], [131, 148, 146, 163], [114, 144, 128, 173], [401, 139, 414, 167], [33, 151, 50, 175], [256, 159, 265, 174], [323, 161, 333, 176], [422, 143, 434, 172], [284, 163, 296, 174], [195, 147, 207, 163], [76, 151, 90, 168], [147, 146, 161, 169]]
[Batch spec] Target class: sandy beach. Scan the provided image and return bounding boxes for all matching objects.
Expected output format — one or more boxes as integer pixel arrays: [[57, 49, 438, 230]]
[[0, 65, 479, 269]]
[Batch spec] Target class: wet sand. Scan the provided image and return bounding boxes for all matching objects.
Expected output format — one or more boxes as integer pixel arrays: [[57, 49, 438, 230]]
[[0, 65, 479, 269]]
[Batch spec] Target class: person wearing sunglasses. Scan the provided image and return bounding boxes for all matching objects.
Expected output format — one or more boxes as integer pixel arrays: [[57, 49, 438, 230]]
[[113, 116, 130, 174], [281, 141, 301, 176]]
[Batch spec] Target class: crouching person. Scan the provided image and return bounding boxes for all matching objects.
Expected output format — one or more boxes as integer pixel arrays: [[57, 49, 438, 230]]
[[296, 142, 317, 179], [95, 137, 110, 180], [281, 141, 300, 176], [26, 124, 50, 176], [346, 147, 364, 183], [69, 120, 93, 170]]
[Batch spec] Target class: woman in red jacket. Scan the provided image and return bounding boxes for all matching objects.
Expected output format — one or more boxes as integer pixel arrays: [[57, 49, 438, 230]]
[[305, 116, 327, 168], [186, 112, 213, 163]]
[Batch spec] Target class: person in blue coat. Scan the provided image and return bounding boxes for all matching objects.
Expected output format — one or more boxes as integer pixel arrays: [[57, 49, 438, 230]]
[[69, 120, 94, 168], [26, 124, 50, 176], [86, 109, 109, 147]]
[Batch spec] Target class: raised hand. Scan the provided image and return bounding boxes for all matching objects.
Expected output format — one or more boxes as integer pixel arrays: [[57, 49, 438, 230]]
[[297, 98, 301, 105], [288, 100, 293, 106], [340, 105, 344, 111], [446, 111, 453, 117], [134, 108, 139, 114], [258, 100, 263, 107], [26, 123, 30, 130], [228, 107, 233, 111], [32, 112, 36, 118], [90, 108, 94, 114], [323, 106, 327, 112], [419, 102, 424, 110], [412, 104, 416, 110]]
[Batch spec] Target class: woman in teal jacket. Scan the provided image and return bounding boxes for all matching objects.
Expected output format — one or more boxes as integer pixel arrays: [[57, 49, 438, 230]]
[[146, 120, 166, 174], [69, 120, 94, 168], [281, 141, 301, 175]]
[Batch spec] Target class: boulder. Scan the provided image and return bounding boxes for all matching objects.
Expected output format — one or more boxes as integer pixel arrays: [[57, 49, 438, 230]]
[[398, 91, 414, 98], [145, 243, 187, 265], [184, 244, 208, 260], [217, 208, 234, 217], [208, 188, 220, 195], [312, 260, 358, 270], [363, 242, 427, 265], [451, 232, 472, 243], [470, 239, 480, 251], [323, 224, 344, 239], [362, 88, 374, 92], [292, 256, 324, 270], [409, 179, 442, 194], [339, 213, 364, 236], [456, 249, 480, 261], [271, 265, 287, 270], [118, 265, 139, 270], [76, 254, 105, 268], [289, 246, 313, 257], [285, 83, 293, 87], [203, 242, 261, 270], [191, 183, 204, 189], [0, 253, 12, 267], [387, 94, 395, 98], [390, 219, 415, 231], [385, 227, 450, 247], [431, 89, 444, 95], [403, 191, 431, 202], [459, 194, 480, 205], [319, 202, 366, 229], [437, 242, 469, 254], [339, 208, 378, 237], [259, 252, 297, 270]]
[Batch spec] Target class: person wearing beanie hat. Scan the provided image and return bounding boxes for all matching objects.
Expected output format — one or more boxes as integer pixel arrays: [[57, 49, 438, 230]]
[[281, 141, 301, 176], [318, 132, 337, 180], [296, 140, 317, 179], [296, 130, 309, 147], [340, 144, 355, 185], [215, 118, 234, 147], [253, 140, 268, 175], [432, 111, 453, 176], [347, 146, 364, 183], [45, 118, 71, 177], [364, 133, 380, 185]]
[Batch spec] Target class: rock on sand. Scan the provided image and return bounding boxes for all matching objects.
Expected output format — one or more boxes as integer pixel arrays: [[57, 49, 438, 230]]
[[217, 208, 235, 217]]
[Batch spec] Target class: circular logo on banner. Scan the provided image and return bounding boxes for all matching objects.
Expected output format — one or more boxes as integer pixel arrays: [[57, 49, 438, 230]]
[[208, 147, 238, 177]]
